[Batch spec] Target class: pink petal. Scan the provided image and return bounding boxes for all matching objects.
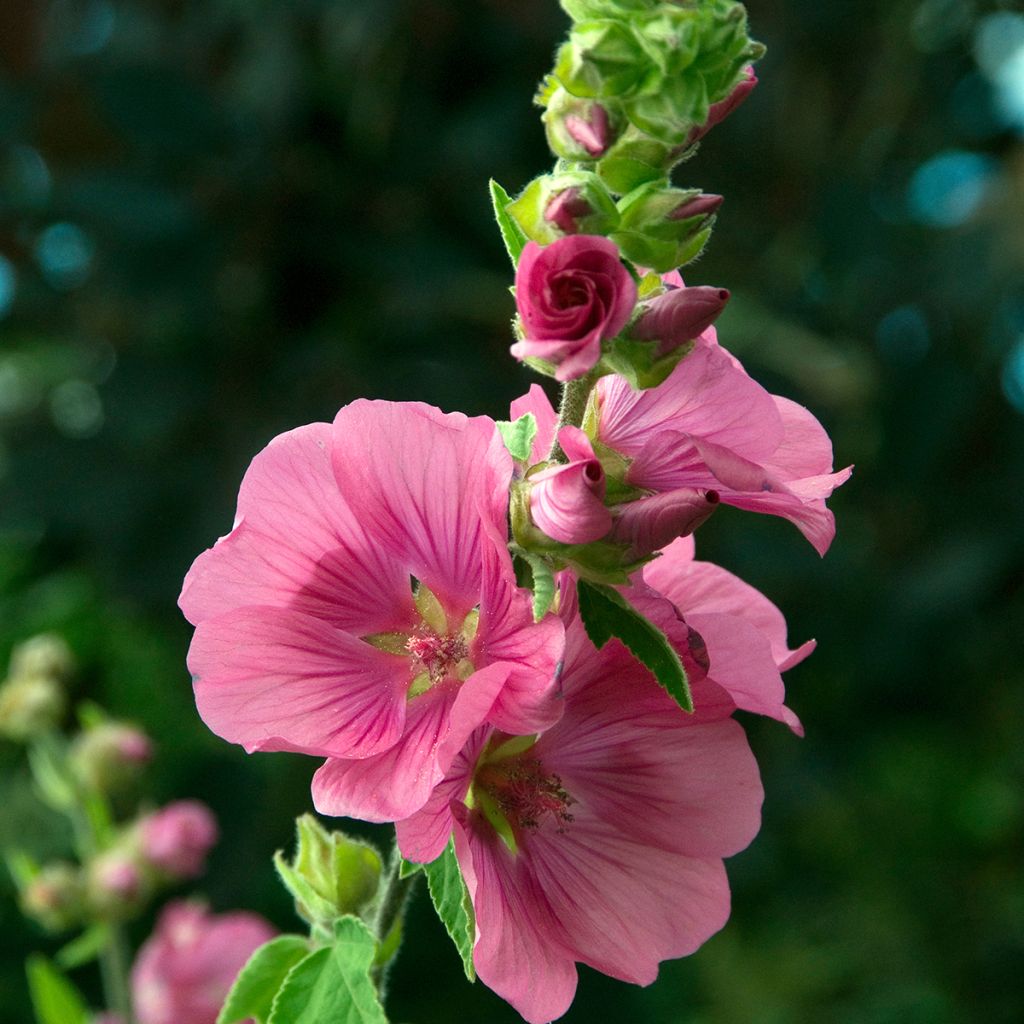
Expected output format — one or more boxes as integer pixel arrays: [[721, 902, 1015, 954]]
[[330, 402, 510, 620], [311, 662, 510, 822], [189, 606, 409, 759], [179, 423, 414, 634], [608, 488, 719, 558], [530, 466, 611, 545], [510, 384, 558, 465], [768, 396, 839, 479]]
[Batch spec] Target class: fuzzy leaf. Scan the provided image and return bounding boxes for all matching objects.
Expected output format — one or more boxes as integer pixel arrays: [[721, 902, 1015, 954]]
[[496, 413, 538, 463], [577, 579, 692, 711], [424, 839, 476, 981], [267, 918, 387, 1024], [218, 935, 311, 1024], [489, 179, 528, 267], [25, 957, 89, 1024]]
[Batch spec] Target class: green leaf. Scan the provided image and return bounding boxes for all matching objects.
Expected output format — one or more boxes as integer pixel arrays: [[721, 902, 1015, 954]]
[[25, 956, 89, 1024], [267, 917, 388, 1024], [397, 857, 422, 880], [512, 547, 557, 621], [576, 579, 692, 711], [423, 838, 476, 981], [489, 179, 528, 268], [218, 935, 311, 1024], [496, 413, 538, 464], [55, 923, 112, 970]]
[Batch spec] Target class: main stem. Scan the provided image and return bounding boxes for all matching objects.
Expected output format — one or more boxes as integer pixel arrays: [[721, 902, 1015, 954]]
[[370, 843, 417, 996], [547, 371, 598, 462]]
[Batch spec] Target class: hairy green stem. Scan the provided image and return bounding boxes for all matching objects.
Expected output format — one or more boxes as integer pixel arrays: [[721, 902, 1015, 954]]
[[548, 371, 598, 462], [369, 845, 417, 996]]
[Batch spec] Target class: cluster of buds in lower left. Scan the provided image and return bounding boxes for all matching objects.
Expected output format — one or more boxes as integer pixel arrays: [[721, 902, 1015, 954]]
[[0, 633, 74, 741]]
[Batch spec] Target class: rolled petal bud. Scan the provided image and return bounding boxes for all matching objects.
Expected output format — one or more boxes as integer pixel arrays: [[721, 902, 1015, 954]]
[[139, 800, 218, 880], [542, 87, 621, 161], [631, 284, 730, 357], [610, 184, 720, 272], [273, 813, 383, 930], [685, 66, 758, 146], [609, 488, 720, 559], [530, 426, 612, 545], [507, 171, 619, 245], [70, 722, 153, 794], [88, 850, 149, 919], [0, 673, 66, 740], [20, 862, 86, 932]]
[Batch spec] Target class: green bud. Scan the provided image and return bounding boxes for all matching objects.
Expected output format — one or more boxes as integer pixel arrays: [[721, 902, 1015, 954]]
[[507, 171, 619, 244], [274, 814, 382, 931], [561, 0, 656, 21], [8, 633, 74, 685], [610, 183, 720, 271], [596, 123, 678, 193], [20, 862, 87, 932], [542, 87, 623, 161], [69, 722, 153, 794], [632, 8, 702, 79], [623, 72, 710, 143], [556, 21, 646, 98], [0, 674, 66, 741]]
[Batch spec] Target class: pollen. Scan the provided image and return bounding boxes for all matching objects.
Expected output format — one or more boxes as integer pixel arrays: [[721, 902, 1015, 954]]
[[475, 756, 576, 834], [406, 630, 470, 684]]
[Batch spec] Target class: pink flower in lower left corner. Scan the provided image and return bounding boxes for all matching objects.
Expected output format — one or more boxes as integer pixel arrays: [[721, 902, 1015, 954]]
[[397, 592, 763, 1024], [132, 901, 276, 1024], [180, 401, 564, 823]]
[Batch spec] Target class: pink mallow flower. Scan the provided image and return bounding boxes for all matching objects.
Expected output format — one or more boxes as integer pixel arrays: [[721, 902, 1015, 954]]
[[132, 901, 276, 1024], [397, 588, 763, 1024], [511, 236, 637, 382], [641, 536, 813, 734], [180, 401, 564, 823], [516, 319, 849, 555], [139, 800, 218, 879]]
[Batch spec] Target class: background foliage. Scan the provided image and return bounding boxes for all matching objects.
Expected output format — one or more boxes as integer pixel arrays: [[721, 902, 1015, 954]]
[[1, 0, 1022, 1021]]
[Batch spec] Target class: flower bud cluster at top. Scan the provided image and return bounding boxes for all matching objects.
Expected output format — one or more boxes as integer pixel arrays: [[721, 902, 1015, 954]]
[[510, 0, 761, 274]]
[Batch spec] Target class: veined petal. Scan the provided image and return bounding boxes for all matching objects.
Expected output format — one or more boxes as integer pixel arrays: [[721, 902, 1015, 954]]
[[179, 423, 414, 634], [189, 606, 408, 759], [311, 662, 510, 822], [331, 401, 511, 619]]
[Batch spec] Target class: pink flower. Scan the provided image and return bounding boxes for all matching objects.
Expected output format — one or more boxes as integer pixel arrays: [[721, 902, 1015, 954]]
[[643, 536, 812, 734], [511, 236, 637, 382], [398, 592, 763, 1024], [529, 426, 611, 544], [139, 801, 218, 879], [684, 66, 758, 148], [594, 342, 852, 555], [132, 902, 276, 1024], [181, 401, 564, 822]]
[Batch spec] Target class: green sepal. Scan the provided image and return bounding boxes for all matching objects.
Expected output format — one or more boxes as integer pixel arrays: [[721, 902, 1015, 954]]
[[576, 579, 693, 711], [397, 858, 423, 880], [610, 225, 712, 274], [25, 956, 89, 1024], [423, 838, 476, 982], [507, 171, 619, 244], [266, 918, 388, 1024], [218, 935, 312, 1024], [489, 179, 529, 268], [598, 335, 694, 390], [496, 413, 539, 464], [510, 545, 558, 621], [557, 21, 646, 99]]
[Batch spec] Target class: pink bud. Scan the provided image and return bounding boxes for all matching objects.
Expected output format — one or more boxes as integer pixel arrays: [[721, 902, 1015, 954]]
[[139, 801, 218, 879], [93, 853, 143, 902], [668, 193, 723, 222], [685, 66, 758, 147], [631, 285, 730, 357], [609, 489, 720, 559], [530, 426, 611, 544], [544, 188, 594, 235], [564, 104, 611, 157]]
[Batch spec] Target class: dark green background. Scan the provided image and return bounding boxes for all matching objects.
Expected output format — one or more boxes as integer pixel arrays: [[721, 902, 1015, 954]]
[[2, 1, 1022, 1021]]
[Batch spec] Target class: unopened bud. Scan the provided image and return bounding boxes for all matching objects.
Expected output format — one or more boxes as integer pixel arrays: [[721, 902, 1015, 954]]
[[87, 850, 148, 919], [684, 66, 758, 147], [507, 171, 619, 244], [139, 800, 218, 880], [70, 722, 153, 794], [20, 862, 86, 932], [631, 284, 730, 356], [274, 814, 382, 931], [543, 88, 621, 161], [609, 489, 720, 560], [0, 673, 66, 740], [610, 184, 720, 272], [8, 633, 74, 684], [554, 22, 645, 99]]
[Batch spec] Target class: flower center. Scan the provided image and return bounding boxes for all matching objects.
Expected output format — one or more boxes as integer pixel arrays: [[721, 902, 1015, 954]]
[[467, 735, 575, 854], [406, 630, 470, 687]]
